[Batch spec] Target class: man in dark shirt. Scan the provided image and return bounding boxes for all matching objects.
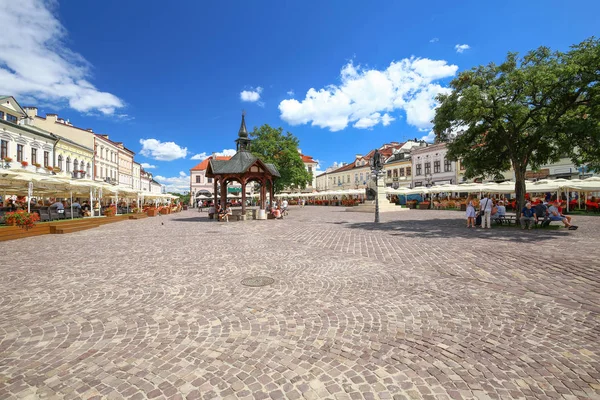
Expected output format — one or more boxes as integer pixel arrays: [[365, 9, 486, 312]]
[[520, 202, 536, 230]]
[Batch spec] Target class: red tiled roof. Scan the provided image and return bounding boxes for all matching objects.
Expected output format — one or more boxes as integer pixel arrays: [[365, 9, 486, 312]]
[[190, 156, 231, 171], [301, 154, 316, 163]]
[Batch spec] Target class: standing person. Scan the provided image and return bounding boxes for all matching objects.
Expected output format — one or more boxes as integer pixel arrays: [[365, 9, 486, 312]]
[[520, 202, 536, 230], [479, 193, 492, 229], [465, 195, 476, 228], [281, 198, 289, 215]]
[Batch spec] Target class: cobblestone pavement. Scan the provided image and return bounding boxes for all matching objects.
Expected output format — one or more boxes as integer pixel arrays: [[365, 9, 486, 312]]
[[1, 207, 599, 400]]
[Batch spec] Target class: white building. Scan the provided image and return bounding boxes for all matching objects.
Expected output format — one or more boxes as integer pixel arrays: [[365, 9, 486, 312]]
[[0, 96, 55, 174], [411, 143, 457, 188], [93, 134, 120, 185], [132, 162, 141, 191]]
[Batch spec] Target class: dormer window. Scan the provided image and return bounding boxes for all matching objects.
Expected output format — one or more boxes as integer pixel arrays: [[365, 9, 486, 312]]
[[6, 114, 18, 124]]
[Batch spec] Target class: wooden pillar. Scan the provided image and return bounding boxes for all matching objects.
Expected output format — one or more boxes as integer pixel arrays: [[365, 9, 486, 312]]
[[261, 183, 266, 209], [213, 178, 218, 207], [241, 180, 247, 215], [269, 179, 274, 207], [220, 178, 227, 207]]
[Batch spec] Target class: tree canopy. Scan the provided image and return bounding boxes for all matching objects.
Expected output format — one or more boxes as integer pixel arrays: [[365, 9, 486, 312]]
[[433, 37, 600, 211], [250, 124, 312, 193]]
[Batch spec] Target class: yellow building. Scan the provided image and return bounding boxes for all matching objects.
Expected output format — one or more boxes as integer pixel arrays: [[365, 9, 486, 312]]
[[24, 108, 94, 178]]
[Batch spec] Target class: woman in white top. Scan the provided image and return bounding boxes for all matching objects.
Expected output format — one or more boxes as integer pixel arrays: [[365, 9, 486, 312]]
[[466, 195, 476, 228]]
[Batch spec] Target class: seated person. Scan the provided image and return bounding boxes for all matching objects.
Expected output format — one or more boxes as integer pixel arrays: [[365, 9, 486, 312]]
[[533, 201, 549, 224], [51, 200, 65, 212], [271, 206, 281, 219], [81, 201, 91, 217], [218, 205, 228, 221], [548, 201, 577, 230], [491, 201, 506, 221], [520, 202, 536, 230]]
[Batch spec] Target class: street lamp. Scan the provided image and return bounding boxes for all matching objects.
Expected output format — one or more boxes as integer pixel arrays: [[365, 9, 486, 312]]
[[369, 149, 384, 223]]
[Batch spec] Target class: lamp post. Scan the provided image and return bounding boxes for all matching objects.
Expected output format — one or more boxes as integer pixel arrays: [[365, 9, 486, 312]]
[[369, 149, 384, 223]]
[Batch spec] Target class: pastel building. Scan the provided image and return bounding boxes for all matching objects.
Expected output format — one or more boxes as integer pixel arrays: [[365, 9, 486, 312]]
[[383, 140, 427, 188], [25, 108, 95, 179], [117, 143, 134, 188], [411, 143, 456, 188], [93, 134, 120, 184], [132, 162, 141, 191], [0, 96, 55, 173]]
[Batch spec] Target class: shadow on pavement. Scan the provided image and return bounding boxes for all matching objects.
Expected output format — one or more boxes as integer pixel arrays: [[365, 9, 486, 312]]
[[345, 218, 570, 243]]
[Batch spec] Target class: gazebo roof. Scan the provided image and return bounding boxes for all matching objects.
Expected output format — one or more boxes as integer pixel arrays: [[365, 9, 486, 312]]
[[208, 151, 280, 177]]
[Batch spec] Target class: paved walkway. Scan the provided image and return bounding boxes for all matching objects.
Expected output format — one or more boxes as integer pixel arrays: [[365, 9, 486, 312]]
[[1, 207, 599, 399]]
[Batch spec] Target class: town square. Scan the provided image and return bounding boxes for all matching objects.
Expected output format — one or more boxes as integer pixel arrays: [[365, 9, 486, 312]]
[[2, 0, 600, 399], [1, 207, 599, 399]]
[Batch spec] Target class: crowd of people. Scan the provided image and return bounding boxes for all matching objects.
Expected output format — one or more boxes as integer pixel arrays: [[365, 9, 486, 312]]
[[465, 193, 578, 230]]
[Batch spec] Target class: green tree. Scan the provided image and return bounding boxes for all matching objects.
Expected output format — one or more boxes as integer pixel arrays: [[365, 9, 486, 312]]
[[433, 37, 600, 213], [250, 124, 312, 193], [169, 192, 190, 204]]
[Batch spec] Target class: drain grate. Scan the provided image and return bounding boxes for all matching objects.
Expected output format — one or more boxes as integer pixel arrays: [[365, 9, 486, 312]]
[[241, 276, 275, 287]]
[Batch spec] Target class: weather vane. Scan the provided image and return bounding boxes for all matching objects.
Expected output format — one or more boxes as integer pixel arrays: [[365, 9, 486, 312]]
[[242, 109, 246, 117]]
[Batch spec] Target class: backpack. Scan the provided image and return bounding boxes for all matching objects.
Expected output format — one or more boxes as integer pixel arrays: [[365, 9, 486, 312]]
[[534, 204, 547, 219]]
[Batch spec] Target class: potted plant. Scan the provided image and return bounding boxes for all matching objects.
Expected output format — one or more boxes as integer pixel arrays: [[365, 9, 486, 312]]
[[406, 200, 417, 209], [45, 166, 54, 172], [146, 207, 158, 217], [53, 166, 61, 173], [33, 162, 41, 168], [2, 156, 12, 163], [4, 210, 40, 230], [104, 205, 116, 217], [419, 201, 431, 209], [20, 161, 29, 167]]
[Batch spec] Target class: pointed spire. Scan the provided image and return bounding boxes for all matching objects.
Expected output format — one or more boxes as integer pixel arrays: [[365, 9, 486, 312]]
[[238, 110, 248, 138]]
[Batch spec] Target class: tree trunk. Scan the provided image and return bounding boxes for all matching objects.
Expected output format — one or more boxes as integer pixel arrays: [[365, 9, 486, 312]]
[[513, 163, 527, 216]]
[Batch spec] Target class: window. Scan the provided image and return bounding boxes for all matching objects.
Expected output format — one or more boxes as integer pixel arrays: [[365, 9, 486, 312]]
[[44, 151, 49, 167], [1, 140, 7, 159], [406, 167, 412, 176], [87, 163, 91, 175], [74, 159, 79, 172], [6, 114, 17, 124], [0, 111, 4, 120], [416, 164, 422, 175], [387, 170, 392, 178], [17, 144, 23, 162], [460, 161, 466, 171], [58, 155, 63, 170], [425, 162, 431, 175], [444, 159, 452, 172], [31, 148, 37, 164], [355, 173, 358, 182], [360, 173, 364, 182], [347, 174, 350, 183], [337, 177, 341, 184], [393, 169, 398, 178], [308, 166, 312, 174], [196, 175, 201, 183], [66, 157, 71, 172], [434, 160, 440, 173], [400, 168, 405, 177], [207, 177, 213, 183]]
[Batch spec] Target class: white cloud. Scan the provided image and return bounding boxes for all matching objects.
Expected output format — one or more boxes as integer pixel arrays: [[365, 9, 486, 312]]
[[419, 130, 436, 142], [287, 90, 295, 96], [240, 87, 263, 102], [139, 139, 188, 161], [278, 57, 458, 132], [190, 148, 237, 160], [0, 0, 124, 115], [155, 171, 189, 193], [429, 38, 439, 43], [455, 44, 470, 53], [140, 162, 156, 169]]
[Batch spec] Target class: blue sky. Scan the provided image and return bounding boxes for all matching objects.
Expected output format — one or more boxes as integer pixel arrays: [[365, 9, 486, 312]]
[[1, 0, 599, 191]]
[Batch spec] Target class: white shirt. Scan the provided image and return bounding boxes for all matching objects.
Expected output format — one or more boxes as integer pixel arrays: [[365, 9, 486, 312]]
[[480, 198, 492, 212], [282, 200, 288, 208]]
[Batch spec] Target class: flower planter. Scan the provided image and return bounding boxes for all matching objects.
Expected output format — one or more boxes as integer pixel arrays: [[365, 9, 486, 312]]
[[418, 203, 430, 209], [159, 208, 170, 215], [146, 209, 158, 217]]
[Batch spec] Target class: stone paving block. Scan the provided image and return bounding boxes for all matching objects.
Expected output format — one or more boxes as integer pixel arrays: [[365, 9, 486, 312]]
[[0, 208, 598, 399]]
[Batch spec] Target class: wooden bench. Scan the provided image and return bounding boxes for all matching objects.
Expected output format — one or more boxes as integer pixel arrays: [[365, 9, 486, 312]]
[[53, 224, 100, 234]]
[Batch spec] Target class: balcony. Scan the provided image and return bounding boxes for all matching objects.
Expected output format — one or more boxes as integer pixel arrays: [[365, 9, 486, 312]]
[[104, 177, 118, 185]]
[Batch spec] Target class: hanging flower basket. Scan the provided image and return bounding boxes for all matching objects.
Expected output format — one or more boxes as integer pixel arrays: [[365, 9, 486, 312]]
[[3, 157, 13, 162], [20, 161, 29, 167], [33, 162, 41, 168]]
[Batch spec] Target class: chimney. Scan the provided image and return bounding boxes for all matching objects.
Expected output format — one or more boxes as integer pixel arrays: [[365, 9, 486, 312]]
[[101, 134, 109, 139], [86, 129, 93, 133], [355, 154, 362, 159], [212, 152, 216, 160], [24, 107, 37, 118], [46, 114, 58, 123]]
